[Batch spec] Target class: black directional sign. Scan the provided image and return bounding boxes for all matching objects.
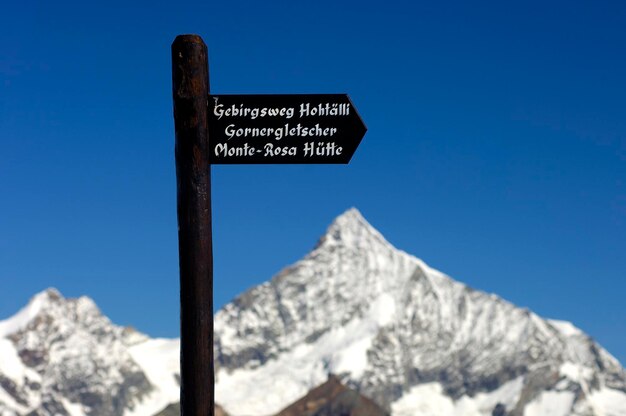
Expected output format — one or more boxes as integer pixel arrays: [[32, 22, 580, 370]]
[[208, 94, 366, 164]]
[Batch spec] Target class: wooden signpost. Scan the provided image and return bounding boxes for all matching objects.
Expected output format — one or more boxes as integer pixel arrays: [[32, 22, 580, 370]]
[[171, 34, 366, 416]]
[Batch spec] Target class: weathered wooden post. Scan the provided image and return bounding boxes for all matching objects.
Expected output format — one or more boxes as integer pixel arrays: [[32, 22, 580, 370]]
[[171, 35, 214, 416]]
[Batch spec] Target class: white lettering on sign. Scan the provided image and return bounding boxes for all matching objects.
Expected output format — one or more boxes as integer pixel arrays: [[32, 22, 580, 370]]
[[299, 103, 350, 117], [214, 143, 257, 157], [211, 96, 358, 160], [213, 98, 295, 120], [225, 123, 338, 141], [303, 141, 343, 157], [264, 143, 297, 157]]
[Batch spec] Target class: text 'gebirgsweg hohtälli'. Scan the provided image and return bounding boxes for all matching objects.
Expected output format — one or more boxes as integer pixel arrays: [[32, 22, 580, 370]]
[[212, 97, 350, 158]]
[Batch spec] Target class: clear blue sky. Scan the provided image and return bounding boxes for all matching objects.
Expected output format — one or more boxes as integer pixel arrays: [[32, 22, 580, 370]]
[[1, 1, 625, 364]]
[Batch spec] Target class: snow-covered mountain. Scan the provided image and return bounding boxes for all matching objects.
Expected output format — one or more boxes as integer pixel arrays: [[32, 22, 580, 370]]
[[1, 208, 626, 416], [213, 208, 626, 416], [0, 289, 180, 416]]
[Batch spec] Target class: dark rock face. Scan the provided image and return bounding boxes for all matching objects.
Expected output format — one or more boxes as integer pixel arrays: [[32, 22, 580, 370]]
[[153, 402, 229, 416], [275, 376, 388, 416], [0, 375, 29, 407], [492, 403, 506, 416]]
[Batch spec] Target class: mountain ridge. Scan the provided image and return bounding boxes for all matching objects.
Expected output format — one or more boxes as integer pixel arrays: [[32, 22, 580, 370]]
[[1, 208, 625, 416], [213, 208, 626, 416]]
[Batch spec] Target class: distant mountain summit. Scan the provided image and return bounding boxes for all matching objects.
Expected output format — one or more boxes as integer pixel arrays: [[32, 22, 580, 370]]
[[1, 208, 626, 416], [0, 288, 180, 416], [214, 208, 626, 416]]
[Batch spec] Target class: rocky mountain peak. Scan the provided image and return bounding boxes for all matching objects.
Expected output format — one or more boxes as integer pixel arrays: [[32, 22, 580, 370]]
[[1, 289, 127, 342], [0, 288, 66, 338], [215, 209, 626, 416], [35, 288, 62, 303], [0, 289, 154, 416], [314, 208, 392, 253]]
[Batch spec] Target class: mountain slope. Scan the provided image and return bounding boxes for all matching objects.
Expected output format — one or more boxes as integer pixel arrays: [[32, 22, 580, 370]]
[[1, 208, 625, 416], [213, 208, 626, 416], [0, 289, 180, 416]]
